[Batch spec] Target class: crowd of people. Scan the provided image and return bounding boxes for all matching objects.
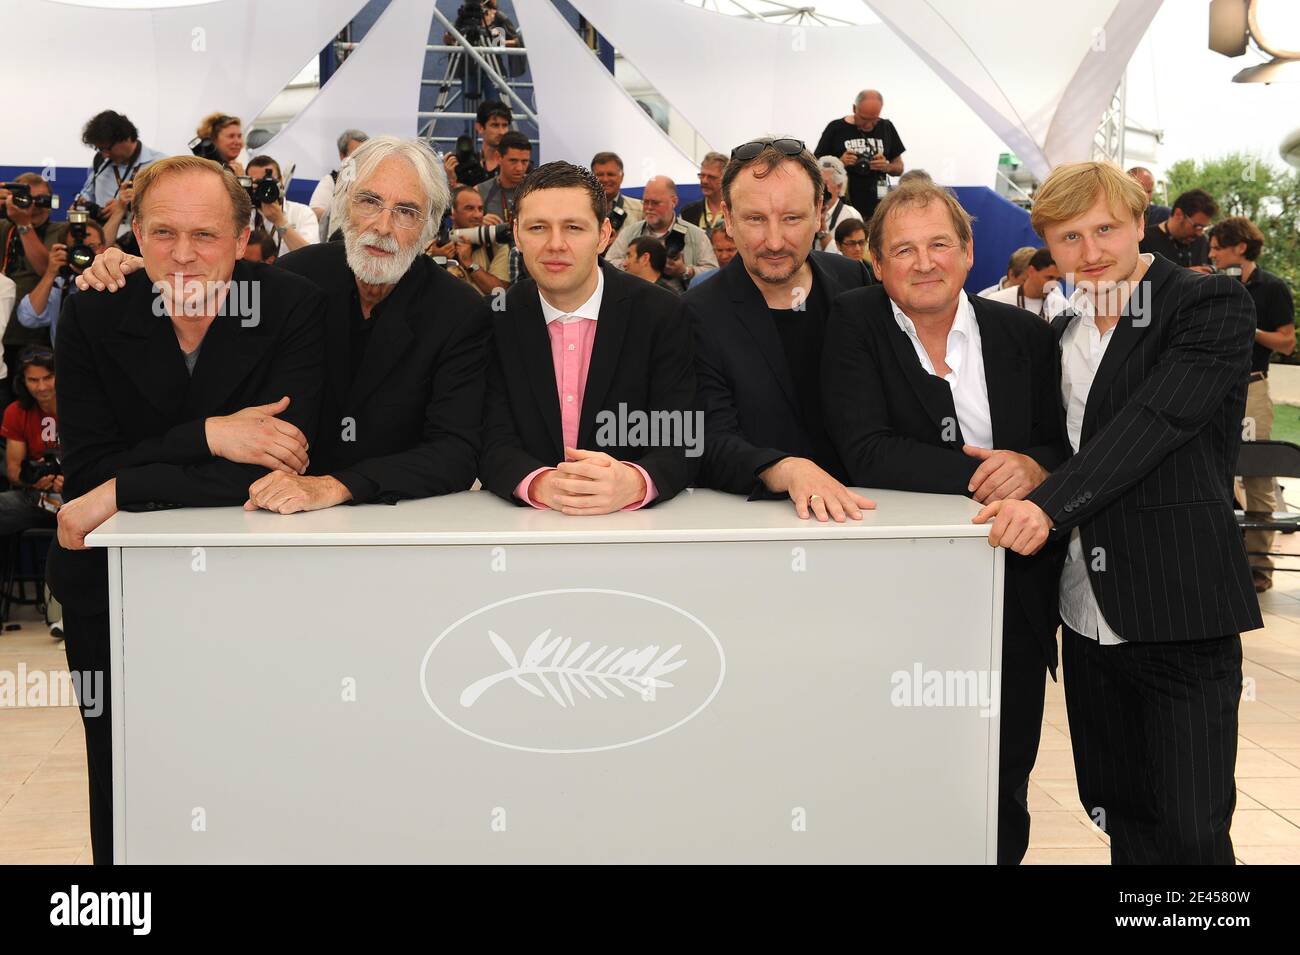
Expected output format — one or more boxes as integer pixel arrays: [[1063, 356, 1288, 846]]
[[0, 79, 1292, 871]]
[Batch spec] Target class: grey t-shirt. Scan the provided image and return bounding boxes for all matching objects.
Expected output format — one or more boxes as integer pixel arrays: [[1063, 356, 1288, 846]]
[[182, 343, 202, 376]]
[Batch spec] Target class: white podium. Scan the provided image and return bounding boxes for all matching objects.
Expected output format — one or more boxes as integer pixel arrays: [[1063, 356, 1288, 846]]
[[88, 488, 1003, 863]]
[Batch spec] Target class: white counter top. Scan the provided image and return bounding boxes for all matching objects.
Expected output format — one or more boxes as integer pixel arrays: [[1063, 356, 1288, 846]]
[[86, 486, 991, 547]]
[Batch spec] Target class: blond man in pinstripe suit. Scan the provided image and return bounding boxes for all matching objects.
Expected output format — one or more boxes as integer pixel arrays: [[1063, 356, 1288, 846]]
[[976, 161, 1261, 864]]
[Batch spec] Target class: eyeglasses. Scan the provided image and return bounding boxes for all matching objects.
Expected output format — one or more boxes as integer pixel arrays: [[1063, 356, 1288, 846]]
[[351, 193, 428, 231], [730, 138, 806, 162]]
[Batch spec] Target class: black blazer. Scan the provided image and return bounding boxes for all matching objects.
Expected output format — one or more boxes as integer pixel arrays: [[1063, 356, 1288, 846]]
[[277, 242, 490, 504], [479, 262, 697, 504], [683, 251, 875, 497], [1027, 253, 1263, 643], [50, 262, 326, 613], [821, 285, 1070, 664]]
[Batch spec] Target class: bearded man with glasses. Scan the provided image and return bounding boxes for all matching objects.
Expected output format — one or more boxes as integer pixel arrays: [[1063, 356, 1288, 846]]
[[77, 136, 490, 513]]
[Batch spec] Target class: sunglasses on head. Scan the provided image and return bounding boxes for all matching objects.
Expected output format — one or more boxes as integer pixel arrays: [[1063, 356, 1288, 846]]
[[730, 138, 806, 162]]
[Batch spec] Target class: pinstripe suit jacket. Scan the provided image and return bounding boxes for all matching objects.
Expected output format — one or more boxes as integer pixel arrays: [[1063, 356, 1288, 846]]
[[1027, 253, 1262, 643]]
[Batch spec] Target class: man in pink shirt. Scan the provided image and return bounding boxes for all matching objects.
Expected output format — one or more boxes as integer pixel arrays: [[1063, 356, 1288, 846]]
[[479, 161, 697, 512]]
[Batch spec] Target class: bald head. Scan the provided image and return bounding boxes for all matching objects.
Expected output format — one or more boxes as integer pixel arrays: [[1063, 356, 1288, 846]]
[[641, 176, 679, 230], [853, 89, 883, 128], [1127, 166, 1156, 204], [855, 89, 883, 106]]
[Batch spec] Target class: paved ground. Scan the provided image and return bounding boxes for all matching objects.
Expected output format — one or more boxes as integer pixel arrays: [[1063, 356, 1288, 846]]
[[1269, 364, 1300, 407]]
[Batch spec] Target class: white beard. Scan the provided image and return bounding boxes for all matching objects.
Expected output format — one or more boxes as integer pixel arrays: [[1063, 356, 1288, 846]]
[[343, 224, 421, 285]]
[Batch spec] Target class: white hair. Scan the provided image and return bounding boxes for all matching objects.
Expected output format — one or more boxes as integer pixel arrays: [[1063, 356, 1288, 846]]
[[818, 155, 848, 191], [337, 135, 450, 249]]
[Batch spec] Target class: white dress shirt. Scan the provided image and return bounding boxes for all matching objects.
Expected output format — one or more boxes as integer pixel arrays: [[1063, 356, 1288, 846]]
[[1055, 254, 1154, 645], [539, 266, 604, 326], [984, 282, 1071, 321], [890, 291, 994, 450]]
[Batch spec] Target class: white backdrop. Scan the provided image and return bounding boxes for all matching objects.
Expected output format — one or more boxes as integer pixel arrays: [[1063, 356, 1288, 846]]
[[565, 0, 1016, 188], [0, 0, 366, 175], [513, 0, 700, 185], [262, 0, 438, 182]]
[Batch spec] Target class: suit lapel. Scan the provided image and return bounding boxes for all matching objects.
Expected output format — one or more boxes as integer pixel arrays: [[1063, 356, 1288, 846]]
[[971, 300, 1028, 448], [725, 257, 800, 412], [514, 283, 565, 458], [577, 265, 629, 448], [346, 264, 419, 407], [101, 276, 191, 421], [883, 312, 963, 446], [1081, 256, 1172, 438]]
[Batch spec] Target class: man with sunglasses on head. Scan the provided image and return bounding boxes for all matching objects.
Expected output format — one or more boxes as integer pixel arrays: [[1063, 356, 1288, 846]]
[[681, 137, 876, 520], [77, 137, 489, 514]]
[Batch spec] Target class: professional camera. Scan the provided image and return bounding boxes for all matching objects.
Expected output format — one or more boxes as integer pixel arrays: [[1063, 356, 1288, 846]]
[[609, 202, 628, 235], [455, 0, 488, 41], [64, 205, 96, 275], [2, 182, 58, 211], [452, 135, 490, 188], [20, 451, 62, 487], [237, 170, 281, 206], [189, 137, 222, 163], [663, 229, 686, 259], [448, 222, 513, 248]]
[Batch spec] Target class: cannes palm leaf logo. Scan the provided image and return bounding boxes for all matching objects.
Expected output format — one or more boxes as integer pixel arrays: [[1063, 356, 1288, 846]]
[[459, 629, 687, 708]]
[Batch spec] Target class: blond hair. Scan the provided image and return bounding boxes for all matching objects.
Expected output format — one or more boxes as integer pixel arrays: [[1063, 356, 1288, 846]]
[[133, 155, 252, 233], [195, 111, 241, 141], [1031, 160, 1146, 238], [867, 179, 973, 261]]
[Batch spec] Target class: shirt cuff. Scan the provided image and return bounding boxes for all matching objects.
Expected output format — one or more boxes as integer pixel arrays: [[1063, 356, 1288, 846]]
[[622, 462, 657, 510], [514, 467, 554, 509]]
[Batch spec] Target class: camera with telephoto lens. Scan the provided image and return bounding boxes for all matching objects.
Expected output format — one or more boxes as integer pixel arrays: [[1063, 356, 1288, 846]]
[[20, 451, 61, 487], [237, 170, 281, 206], [448, 222, 513, 247], [609, 202, 628, 235], [63, 205, 96, 276], [452, 135, 490, 188], [2, 182, 58, 211]]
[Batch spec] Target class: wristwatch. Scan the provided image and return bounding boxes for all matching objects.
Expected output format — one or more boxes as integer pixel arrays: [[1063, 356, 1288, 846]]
[[14, 225, 31, 235], [467, 263, 481, 273]]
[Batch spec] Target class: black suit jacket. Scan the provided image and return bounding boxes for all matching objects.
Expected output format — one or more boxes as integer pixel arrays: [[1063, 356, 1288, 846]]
[[49, 262, 326, 613], [479, 262, 697, 505], [277, 242, 489, 504], [1027, 253, 1262, 643], [821, 285, 1070, 665], [683, 251, 875, 497]]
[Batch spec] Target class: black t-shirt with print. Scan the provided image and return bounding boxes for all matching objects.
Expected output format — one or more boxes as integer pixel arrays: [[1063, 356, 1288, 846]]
[[814, 117, 905, 220]]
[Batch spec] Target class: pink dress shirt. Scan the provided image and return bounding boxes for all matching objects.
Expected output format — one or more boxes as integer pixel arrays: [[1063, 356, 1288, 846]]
[[514, 270, 657, 509]]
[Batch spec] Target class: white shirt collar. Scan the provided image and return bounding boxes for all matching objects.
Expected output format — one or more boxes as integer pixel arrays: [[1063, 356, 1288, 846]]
[[1065, 253, 1154, 324], [890, 289, 975, 341], [539, 267, 605, 325]]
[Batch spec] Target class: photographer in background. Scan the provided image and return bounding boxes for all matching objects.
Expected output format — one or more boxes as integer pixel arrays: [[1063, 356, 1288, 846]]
[[309, 129, 369, 223], [624, 236, 679, 294], [77, 111, 165, 240], [1210, 216, 1296, 593], [605, 176, 718, 291], [478, 130, 532, 224], [813, 90, 905, 222], [591, 151, 642, 243], [1140, 187, 1217, 272], [427, 185, 510, 294], [0, 347, 61, 536], [815, 156, 862, 253], [446, 101, 512, 188], [245, 156, 318, 256], [192, 112, 247, 175], [17, 212, 106, 349], [1, 173, 67, 376]]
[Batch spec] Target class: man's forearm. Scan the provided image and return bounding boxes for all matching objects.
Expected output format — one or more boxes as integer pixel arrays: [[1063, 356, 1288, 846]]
[[469, 268, 509, 294], [1257, 327, 1295, 354], [28, 272, 55, 315], [280, 227, 309, 252]]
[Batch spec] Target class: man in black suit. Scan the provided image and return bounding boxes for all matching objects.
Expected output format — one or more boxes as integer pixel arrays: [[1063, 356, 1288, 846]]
[[479, 161, 696, 512], [978, 160, 1261, 864], [821, 178, 1069, 864], [77, 136, 490, 512], [51, 155, 326, 862], [682, 136, 876, 521]]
